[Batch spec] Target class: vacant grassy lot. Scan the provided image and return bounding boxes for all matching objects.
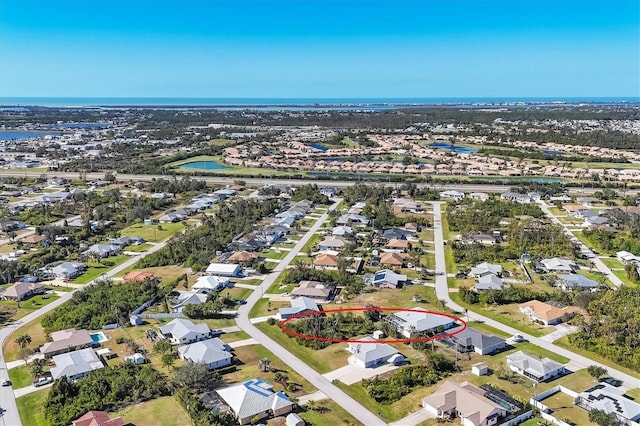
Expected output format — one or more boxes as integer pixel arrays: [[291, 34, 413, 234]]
[[0, 293, 60, 321], [16, 387, 50, 426], [292, 399, 363, 426], [255, 322, 349, 373], [3, 318, 48, 361], [261, 248, 288, 260], [114, 396, 191, 426], [120, 222, 185, 243], [73, 255, 130, 284], [125, 242, 154, 252]]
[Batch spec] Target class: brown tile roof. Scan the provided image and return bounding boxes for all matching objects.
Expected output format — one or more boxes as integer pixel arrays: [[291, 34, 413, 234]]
[[380, 252, 404, 266], [123, 271, 156, 282], [22, 234, 46, 244], [314, 253, 340, 266]]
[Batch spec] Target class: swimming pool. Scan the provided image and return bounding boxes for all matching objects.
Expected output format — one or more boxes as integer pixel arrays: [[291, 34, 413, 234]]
[[90, 332, 108, 343]]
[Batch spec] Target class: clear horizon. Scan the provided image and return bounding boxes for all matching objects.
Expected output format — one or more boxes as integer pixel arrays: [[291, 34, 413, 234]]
[[1, 0, 639, 98]]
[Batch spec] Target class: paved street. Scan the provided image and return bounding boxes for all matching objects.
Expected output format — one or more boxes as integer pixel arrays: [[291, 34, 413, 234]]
[[431, 202, 640, 390], [537, 201, 623, 287], [236, 199, 387, 426], [0, 232, 177, 426]]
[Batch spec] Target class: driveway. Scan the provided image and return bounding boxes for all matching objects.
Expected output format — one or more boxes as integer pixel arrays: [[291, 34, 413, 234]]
[[323, 361, 399, 386]]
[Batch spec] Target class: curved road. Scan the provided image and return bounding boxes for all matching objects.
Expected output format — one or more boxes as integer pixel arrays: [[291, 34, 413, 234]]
[[235, 200, 385, 426], [431, 202, 640, 390]]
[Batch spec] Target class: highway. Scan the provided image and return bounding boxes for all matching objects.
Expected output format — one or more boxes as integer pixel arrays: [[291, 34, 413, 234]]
[[0, 170, 636, 196], [431, 202, 640, 391], [236, 199, 385, 426], [0, 232, 178, 426]]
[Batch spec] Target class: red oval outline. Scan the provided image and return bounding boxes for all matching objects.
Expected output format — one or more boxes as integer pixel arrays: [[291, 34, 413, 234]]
[[278, 307, 467, 344]]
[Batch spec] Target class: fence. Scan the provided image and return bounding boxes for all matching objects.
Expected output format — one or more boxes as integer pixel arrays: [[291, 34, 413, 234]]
[[529, 385, 580, 426], [141, 312, 183, 319], [500, 411, 533, 426]]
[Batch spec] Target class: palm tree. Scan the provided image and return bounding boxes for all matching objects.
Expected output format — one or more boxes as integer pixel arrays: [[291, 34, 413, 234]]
[[15, 334, 32, 348], [30, 358, 46, 378]]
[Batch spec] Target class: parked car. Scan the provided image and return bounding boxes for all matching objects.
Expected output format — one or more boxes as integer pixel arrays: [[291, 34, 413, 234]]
[[33, 375, 53, 387], [600, 377, 623, 387], [237, 299, 247, 305], [1, 379, 11, 387]]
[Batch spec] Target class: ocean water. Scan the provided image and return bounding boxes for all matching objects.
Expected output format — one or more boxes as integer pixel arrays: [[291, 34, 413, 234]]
[[1, 97, 638, 108]]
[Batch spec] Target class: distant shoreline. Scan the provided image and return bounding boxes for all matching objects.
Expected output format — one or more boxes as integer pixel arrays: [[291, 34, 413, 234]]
[[1, 96, 639, 109]]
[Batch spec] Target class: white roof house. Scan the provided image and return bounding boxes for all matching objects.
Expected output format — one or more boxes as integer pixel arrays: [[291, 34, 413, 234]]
[[158, 318, 211, 345], [577, 383, 640, 425], [347, 337, 402, 368], [556, 274, 598, 291], [205, 263, 241, 277], [506, 351, 566, 382], [193, 275, 230, 292], [388, 307, 457, 338], [617, 250, 640, 264], [540, 258, 576, 273], [278, 297, 319, 320], [475, 274, 504, 291], [51, 348, 104, 380], [216, 378, 293, 425], [371, 269, 408, 289], [439, 190, 465, 199], [470, 262, 502, 277], [177, 338, 232, 370]]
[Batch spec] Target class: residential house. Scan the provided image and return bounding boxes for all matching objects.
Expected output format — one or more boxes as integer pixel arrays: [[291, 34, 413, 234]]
[[470, 263, 502, 278], [370, 269, 407, 289], [501, 191, 537, 204], [540, 258, 576, 273], [317, 236, 348, 251], [475, 275, 504, 292], [555, 274, 598, 291], [1, 282, 45, 301], [158, 318, 212, 345], [422, 381, 507, 426], [216, 378, 293, 425], [51, 348, 105, 380], [41, 328, 94, 358], [549, 194, 572, 202], [576, 383, 640, 426], [290, 281, 335, 301], [193, 275, 230, 293], [505, 350, 566, 382], [393, 198, 424, 213], [158, 212, 186, 223], [177, 338, 233, 370], [381, 228, 413, 240], [617, 250, 640, 265], [347, 202, 367, 214], [85, 244, 122, 258], [518, 300, 573, 326], [584, 215, 609, 227], [439, 190, 465, 200], [336, 213, 370, 226], [22, 234, 46, 245], [388, 307, 457, 338], [469, 192, 490, 201], [72, 411, 124, 426], [45, 261, 85, 279], [110, 236, 144, 247], [213, 188, 237, 199], [320, 187, 337, 197], [459, 232, 499, 245], [443, 328, 507, 355], [278, 296, 320, 320], [347, 337, 403, 368], [379, 252, 404, 267], [228, 251, 260, 263], [332, 226, 354, 237], [205, 263, 242, 277], [387, 239, 410, 251], [172, 292, 208, 313], [313, 253, 340, 269]]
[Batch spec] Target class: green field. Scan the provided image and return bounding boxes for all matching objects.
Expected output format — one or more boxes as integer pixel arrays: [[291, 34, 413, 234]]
[[16, 387, 50, 426], [8, 364, 36, 388], [73, 255, 130, 284], [114, 396, 191, 426], [0, 294, 60, 321], [120, 222, 185, 243]]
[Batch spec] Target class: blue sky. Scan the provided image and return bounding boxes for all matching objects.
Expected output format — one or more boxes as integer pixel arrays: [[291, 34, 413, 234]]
[[1, 0, 638, 98]]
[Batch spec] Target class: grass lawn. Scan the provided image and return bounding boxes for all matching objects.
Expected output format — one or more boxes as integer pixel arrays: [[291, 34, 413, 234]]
[[8, 364, 36, 388], [221, 287, 253, 302], [114, 265, 191, 284], [73, 255, 130, 284], [0, 294, 60, 321], [225, 344, 316, 396], [294, 400, 362, 426], [220, 330, 251, 343], [125, 242, 154, 252], [114, 396, 191, 426], [336, 286, 440, 310], [514, 342, 569, 364], [612, 269, 636, 287], [301, 234, 321, 253], [263, 261, 279, 272], [45, 284, 75, 292], [250, 298, 289, 318], [554, 336, 640, 379], [444, 246, 456, 273], [598, 257, 624, 269], [236, 278, 263, 285], [120, 222, 185, 243], [255, 322, 349, 373], [467, 321, 512, 338], [16, 387, 50, 426], [626, 388, 640, 400], [542, 390, 595, 425], [3, 318, 48, 361], [261, 248, 288, 260]]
